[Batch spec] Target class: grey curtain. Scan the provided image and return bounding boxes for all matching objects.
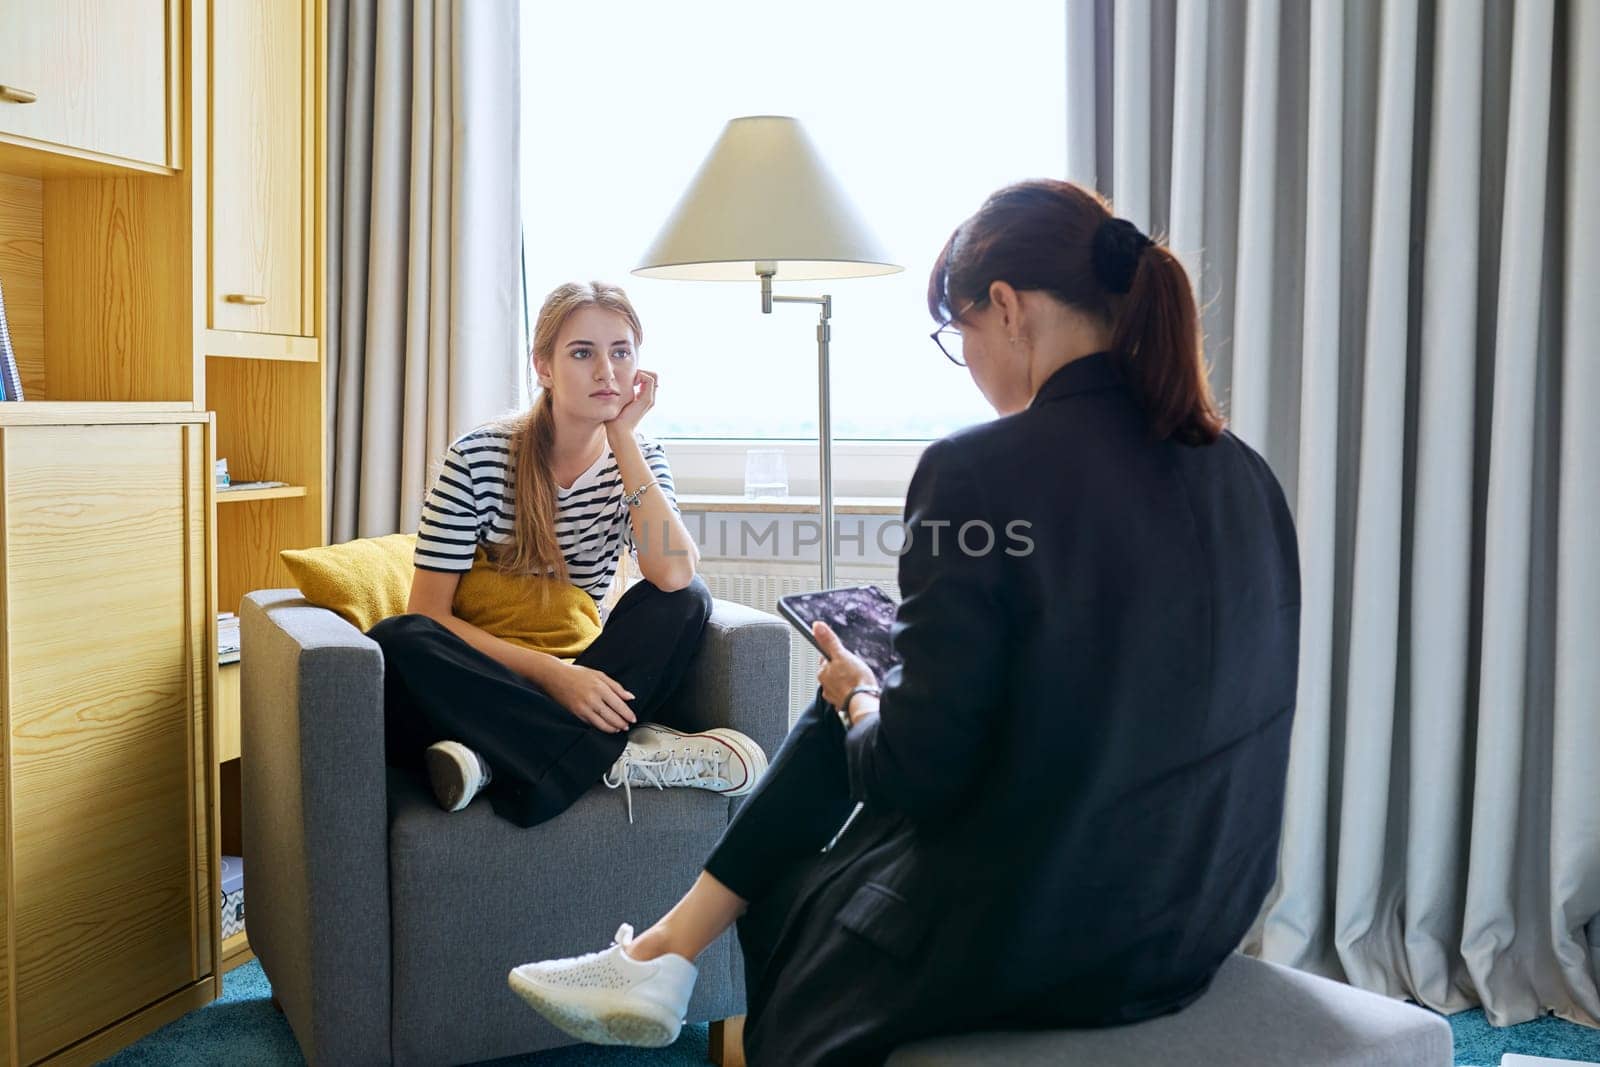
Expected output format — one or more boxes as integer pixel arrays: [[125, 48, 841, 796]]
[[1065, 0, 1599, 1027], [327, 0, 522, 542]]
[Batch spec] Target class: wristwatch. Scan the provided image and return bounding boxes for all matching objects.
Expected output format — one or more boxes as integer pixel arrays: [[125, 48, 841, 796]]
[[837, 685, 881, 729]]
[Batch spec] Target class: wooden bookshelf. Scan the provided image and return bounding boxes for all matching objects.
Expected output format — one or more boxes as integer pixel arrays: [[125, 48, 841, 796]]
[[0, 0, 326, 1059], [202, 2, 327, 1021]]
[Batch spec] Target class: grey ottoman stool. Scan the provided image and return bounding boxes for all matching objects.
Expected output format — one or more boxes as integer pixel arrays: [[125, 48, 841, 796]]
[[887, 953, 1453, 1066]]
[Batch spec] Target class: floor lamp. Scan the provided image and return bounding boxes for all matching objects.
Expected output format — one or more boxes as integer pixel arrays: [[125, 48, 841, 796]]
[[633, 116, 901, 589]]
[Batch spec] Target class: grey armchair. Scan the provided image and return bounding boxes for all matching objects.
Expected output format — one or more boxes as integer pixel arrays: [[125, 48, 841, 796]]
[[238, 589, 791, 1067]]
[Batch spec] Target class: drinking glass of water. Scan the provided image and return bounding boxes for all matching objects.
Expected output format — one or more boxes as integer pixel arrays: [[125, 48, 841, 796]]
[[743, 449, 789, 499]]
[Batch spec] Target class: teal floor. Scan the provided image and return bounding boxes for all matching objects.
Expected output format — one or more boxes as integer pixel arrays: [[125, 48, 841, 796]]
[[1450, 1007, 1600, 1066], [96, 959, 1600, 1066], [96, 960, 710, 1067]]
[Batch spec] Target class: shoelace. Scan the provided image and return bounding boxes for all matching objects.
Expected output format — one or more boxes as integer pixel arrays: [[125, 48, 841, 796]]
[[603, 745, 731, 823], [602, 748, 651, 823]]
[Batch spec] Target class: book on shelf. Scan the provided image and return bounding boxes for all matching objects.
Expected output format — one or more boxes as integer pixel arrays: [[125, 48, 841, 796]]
[[218, 480, 290, 493]]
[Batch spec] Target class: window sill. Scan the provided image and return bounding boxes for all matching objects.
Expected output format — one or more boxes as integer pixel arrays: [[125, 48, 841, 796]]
[[660, 437, 928, 499], [677, 493, 904, 516]]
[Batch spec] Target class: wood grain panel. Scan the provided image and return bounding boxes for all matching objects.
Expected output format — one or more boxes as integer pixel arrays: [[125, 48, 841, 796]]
[[709, 1017, 747, 1067], [216, 498, 311, 615], [35, 978, 213, 1067], [205, 358, 322, 485], [216, 664, 240, 764], [205, 355, 324, 599], [1, 429, 13, 1067], [0, 140, 174, 181], [186, 0, 211, 400], [203, 329, 318, 362], [301, 0, 317, 336], [4, 423, 208, 1062], [311, 0, 329, 541], [185, 422, 217, 983], [165, 0, 184, 172], [220, 931, 253, 975], [0, 0, 171, 168], [208, 356, 323, 610], [0, 172, 45, 400], [217, 485, 307, 505], [0, 404, 200, 427], [210, 0, 306, 336], [43, 175, 195, 403]]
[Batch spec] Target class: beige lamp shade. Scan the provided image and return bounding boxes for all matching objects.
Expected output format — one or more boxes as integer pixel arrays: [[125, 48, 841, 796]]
[[634, 116, 902, 281]]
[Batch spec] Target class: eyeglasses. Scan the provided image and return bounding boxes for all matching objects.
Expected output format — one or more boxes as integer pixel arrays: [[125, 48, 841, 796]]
[[930, 299, 984, 366]]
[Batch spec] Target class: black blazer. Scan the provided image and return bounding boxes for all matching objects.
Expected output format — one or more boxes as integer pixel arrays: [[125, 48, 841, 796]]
[[748, 352, 1301, 1065]]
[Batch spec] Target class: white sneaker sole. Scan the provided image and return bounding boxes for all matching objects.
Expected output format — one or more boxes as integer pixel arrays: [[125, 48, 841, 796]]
[[424, 741, 482, 813], [506, 969, 681, 1047]]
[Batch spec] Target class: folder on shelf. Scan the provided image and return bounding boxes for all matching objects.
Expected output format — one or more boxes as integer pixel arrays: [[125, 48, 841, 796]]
[[218, 612, 241, 665]]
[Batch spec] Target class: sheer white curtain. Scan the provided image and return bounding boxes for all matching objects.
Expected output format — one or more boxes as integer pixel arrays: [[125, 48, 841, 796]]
[[1066, 0, 1599, 1027], [327, 0, 522, 542]]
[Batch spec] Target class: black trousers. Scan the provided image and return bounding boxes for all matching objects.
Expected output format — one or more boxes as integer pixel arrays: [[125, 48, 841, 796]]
[[703, 689, 862, 1013], [368, 574, 713, 828], [705, 697, 959, 1065]]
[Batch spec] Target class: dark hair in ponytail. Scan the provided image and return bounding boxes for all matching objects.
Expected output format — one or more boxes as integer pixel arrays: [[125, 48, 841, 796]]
[[929, 179, 1223, 446]]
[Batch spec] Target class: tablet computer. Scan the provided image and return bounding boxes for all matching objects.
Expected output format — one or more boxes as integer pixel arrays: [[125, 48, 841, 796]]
[[776, 585, 901, 682]]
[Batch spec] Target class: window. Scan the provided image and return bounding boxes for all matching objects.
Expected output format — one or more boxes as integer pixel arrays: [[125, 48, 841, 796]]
[[519, 0, 1065, 440]]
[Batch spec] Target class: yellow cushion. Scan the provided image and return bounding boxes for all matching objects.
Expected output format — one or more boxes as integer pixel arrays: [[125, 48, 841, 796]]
[[279, 534, 602, 658], [454, 547, 600, 659], [280, 533, 415, 633]]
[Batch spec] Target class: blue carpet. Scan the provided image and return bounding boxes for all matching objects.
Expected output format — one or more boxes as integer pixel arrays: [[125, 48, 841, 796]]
[[1450, 1007, 1600, 1066], [97, 960, 1600, 1066], [96, 960, 708, 1067]]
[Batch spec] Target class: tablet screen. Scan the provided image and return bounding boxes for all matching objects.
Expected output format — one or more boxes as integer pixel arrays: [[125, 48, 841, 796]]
[[777, 585, 902, 682]]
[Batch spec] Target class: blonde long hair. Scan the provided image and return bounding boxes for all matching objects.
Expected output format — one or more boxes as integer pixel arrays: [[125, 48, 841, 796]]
[[493, 281, 645, 583]]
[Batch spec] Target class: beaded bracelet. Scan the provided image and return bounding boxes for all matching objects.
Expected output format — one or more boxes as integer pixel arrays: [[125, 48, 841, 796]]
[[622, 480, 654, 508]]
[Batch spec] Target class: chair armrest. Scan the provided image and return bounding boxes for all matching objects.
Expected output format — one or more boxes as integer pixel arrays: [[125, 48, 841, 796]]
[[239, 590, 391, 1066], [660, 598, 792, 761]]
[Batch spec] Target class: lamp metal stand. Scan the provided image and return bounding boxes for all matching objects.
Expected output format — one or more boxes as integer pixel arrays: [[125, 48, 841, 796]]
[[758, 265, 875, 848], [758, 265, 836, 590]]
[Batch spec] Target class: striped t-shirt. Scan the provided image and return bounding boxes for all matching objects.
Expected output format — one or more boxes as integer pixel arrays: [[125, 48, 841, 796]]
[[414, 426, 679, 603]]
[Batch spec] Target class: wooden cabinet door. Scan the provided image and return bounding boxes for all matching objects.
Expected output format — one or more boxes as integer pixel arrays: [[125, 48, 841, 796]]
[[210, 0, 310, 336], [2, 421, 213, 1064], [0, 0, 171, 167]]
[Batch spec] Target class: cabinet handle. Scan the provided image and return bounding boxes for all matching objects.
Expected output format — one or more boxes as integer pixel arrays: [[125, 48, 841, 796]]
[[223, 293, 269, 306], [0, 85, 38, 104]]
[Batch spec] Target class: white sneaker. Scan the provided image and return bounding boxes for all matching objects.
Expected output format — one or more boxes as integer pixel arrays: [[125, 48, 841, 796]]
[[602, 724, 768, 822], [508, 923, 697, 1047], [423, 740, 491, 812]]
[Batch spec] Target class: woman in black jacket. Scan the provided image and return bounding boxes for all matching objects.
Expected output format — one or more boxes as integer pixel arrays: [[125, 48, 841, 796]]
[[509, 179, 1301, 1066]]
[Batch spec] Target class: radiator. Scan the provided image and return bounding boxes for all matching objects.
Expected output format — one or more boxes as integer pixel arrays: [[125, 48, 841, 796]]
[[698, 560, 901, 725]]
